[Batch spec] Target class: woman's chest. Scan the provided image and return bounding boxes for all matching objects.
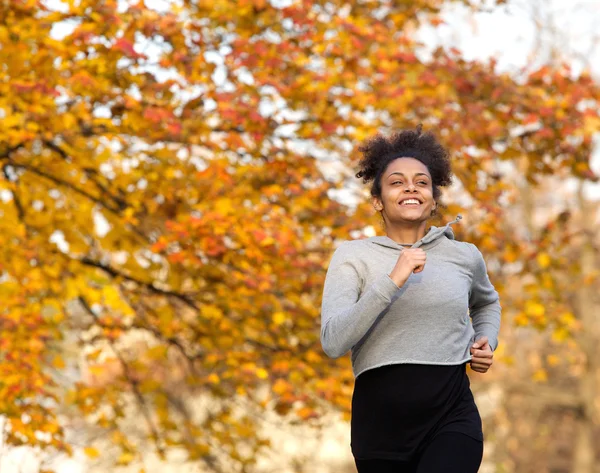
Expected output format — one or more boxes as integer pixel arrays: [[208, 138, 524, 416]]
[[361, 253, 472, 305]]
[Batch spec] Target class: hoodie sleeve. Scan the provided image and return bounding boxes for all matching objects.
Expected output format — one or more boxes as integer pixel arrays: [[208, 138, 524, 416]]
[[468, 244, 501, 351], [320, 242, 401, 359]]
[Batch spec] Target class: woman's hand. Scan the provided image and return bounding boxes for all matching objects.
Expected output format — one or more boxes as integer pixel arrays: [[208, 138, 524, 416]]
[[388, 248, 427, 288], [469, 336, 493, 373]]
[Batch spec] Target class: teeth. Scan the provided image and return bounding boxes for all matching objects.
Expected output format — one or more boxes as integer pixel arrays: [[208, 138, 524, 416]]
[[401, 199, 420, 205]]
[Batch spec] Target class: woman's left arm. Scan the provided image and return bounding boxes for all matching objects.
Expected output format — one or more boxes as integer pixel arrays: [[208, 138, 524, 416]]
[[468, 244, 501, 372]]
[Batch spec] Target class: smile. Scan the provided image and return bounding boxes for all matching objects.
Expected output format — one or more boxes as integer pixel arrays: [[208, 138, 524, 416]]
[[399, 198, 422, 206]]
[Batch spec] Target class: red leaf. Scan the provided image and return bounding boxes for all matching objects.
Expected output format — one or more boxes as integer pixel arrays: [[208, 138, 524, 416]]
[[113, 38, 146, 59]]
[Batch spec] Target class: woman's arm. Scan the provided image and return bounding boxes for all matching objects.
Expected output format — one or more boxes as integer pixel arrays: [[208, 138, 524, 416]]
[[320, 242, 400, 358], [468, 244, 501, 351]]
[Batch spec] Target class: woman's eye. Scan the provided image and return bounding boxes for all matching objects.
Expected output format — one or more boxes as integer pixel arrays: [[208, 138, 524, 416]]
[[418, 181, 428, 185], [392, 181, 402, 185]]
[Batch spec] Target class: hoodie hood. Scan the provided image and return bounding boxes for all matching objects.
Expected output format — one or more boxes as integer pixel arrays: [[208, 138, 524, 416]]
[[369, 215, 463, 250]]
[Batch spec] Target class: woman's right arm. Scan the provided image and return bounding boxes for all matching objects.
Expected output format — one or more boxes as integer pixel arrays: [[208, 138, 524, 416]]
[[320, 243, 401, 359]]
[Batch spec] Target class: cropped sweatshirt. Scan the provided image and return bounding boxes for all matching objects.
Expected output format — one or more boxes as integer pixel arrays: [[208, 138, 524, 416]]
[[320, 217, 501, 378]]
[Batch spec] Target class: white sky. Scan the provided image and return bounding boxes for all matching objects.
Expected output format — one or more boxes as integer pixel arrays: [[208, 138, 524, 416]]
[[418, 0, 600, 77]]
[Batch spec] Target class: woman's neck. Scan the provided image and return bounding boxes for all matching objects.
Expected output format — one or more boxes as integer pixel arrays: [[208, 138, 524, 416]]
[[385, 221, 428, 245]]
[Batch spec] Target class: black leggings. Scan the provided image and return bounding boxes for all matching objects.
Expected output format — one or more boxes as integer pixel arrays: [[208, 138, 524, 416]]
[[354, 432, 483, 473]]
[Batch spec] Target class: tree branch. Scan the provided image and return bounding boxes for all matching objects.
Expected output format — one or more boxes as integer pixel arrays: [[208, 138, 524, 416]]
[[78, 296, 166, 458], [44, 140, 129, 211], [75, 254, 200, 311], [12, 161, 120, 212]]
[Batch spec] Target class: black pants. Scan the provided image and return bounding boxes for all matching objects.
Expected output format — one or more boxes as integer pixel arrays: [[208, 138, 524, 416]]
[[354, 432, 483, 473]]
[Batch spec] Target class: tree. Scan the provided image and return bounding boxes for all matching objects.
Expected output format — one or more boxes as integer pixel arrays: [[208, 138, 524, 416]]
[[452, 2, 600, 470], [0, 0, 598, 471]]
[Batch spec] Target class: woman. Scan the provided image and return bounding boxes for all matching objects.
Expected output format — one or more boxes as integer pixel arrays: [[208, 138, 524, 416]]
[[320, 126, 501, 473]]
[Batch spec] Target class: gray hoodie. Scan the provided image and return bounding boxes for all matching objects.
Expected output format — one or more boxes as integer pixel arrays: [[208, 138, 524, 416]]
[[320, 217, 501, 378]]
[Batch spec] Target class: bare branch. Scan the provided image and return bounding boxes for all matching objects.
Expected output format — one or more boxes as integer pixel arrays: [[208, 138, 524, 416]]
[[78, 296, 166, 458]]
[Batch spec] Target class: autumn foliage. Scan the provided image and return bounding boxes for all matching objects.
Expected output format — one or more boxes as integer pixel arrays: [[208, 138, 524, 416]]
[[0, 0, 599, 470]]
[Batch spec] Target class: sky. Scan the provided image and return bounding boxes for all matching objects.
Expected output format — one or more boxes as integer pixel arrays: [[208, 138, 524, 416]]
[[418, 0, 600, 77], [2, 1, 600, 472]]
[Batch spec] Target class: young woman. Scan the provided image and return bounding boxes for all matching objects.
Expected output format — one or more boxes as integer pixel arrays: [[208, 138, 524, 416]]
[[320, 126, 501, 473]]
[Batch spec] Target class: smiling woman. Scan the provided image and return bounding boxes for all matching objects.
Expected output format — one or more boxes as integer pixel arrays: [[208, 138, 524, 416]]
[[320, 126, 501, 473]]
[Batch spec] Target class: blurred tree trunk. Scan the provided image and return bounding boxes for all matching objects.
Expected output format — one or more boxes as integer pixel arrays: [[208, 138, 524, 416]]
[[493, 171, 600, 472], [572, 185, 599, 473]]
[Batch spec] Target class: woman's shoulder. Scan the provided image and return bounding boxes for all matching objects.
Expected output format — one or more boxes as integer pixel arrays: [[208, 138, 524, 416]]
[[444, 239, 483, 265], [327, 238, 374, 264], [331, 238, 370, 255]]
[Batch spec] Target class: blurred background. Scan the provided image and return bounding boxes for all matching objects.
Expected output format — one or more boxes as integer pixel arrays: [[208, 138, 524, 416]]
[[0, 0, 599, 472]]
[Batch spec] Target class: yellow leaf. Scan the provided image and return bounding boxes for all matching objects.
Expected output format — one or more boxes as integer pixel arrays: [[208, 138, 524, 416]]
[[202, 305, 223, 319], [256, 368, 269, 380], [4, 113, 24, 128], [525, 300, 545, 318], [45, 422, 60, 434], [305, 350, 321, 363], [215, 198, 234, 215], [536, 252, 551, 269], [102, 286, 123, 307], [272, 312, 286, 326], [272, 378, 291, 395], [559, 312, 576, 327], [503, 247, 518, 263], [296, 406, 317, 420], [146, 345, 168, 360], [513, 311, 528, 326], [52, 355, 66, 369], [207, 373, 219, 384], [84, 447, 100, 458], [260, 236, 276, 247], [117, 452, 135, 465], [551, 327, 570, 343], [62, 113, 77, 129], [583, 115, 600, 135], [88, 365, 104, 377]]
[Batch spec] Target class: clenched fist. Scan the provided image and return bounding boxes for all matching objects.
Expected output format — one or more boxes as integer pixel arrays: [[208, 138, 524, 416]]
[[469, 336, 494, 373], [389, 248, 426, 288]]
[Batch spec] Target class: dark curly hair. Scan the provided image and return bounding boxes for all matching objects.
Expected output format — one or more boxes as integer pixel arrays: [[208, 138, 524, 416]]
[[355, 125, 453, 201]]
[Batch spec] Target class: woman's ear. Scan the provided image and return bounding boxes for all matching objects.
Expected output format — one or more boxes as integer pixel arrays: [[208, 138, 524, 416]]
[[372, 197, 383, 212]]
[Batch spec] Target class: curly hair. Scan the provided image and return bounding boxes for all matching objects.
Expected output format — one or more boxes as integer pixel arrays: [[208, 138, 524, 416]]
[[355, 125, 453, 201]]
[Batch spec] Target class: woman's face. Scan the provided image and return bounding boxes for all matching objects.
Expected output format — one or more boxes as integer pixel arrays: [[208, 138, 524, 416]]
[[373, 157, 436, 224]]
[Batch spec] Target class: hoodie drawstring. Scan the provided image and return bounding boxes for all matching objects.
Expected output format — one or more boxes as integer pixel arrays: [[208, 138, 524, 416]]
[[449, 214, 462, 225]]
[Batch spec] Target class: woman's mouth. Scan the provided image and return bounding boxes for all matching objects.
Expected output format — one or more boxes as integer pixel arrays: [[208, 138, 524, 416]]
[[399, 198, 421, 206]]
